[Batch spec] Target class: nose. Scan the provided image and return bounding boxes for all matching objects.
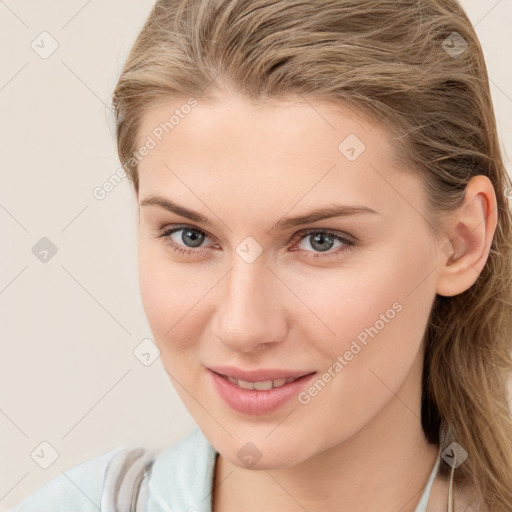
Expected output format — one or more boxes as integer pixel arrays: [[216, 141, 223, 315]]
[[211, 257, 288, 354]]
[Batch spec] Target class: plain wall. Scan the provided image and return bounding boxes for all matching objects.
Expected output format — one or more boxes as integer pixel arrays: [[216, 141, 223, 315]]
[[1, 1, 511, 509]]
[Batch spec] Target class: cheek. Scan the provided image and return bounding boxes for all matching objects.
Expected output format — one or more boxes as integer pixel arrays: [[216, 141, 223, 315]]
[[137, 239, 220, 355], [137, 241, 194, 348], [302, 239, 436, 388], [290, 249, 435, 442], [138, 244, 171, 334]]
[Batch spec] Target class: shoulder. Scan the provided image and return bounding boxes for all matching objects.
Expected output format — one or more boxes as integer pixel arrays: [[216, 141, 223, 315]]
[[11, 428, 218, 512], [145, 427, 218, 510], [10, 445, 128, 512]]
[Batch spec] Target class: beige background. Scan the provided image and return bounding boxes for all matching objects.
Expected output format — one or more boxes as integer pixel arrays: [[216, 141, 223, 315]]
[[1, 1, 511, 509]]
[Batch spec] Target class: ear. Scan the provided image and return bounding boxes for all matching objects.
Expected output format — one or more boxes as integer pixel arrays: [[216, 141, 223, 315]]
[[435, 175, 498, 297]]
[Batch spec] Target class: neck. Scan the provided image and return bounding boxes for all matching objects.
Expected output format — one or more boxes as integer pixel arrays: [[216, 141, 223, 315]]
[[211, 353, 440, 512]]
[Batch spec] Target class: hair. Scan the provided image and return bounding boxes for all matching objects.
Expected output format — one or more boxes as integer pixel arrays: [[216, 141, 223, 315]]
[[111, 0, 512, 509]]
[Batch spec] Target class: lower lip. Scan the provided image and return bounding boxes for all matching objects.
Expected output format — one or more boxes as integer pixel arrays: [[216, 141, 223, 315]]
[[208, 369, 317, 415]]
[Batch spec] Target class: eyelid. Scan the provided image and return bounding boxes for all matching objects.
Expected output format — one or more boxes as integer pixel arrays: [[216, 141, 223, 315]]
[[154, 222, 357, 258], [289, 227, 356, 244], [154, 223, 219, 247], [155, 223, 355, 243]]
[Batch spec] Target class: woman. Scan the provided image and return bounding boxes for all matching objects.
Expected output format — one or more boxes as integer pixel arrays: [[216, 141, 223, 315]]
[[12, 0, 512, 511]]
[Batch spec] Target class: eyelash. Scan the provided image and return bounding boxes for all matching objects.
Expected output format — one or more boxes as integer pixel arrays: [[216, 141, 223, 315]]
[[154, 223, 357, 260]]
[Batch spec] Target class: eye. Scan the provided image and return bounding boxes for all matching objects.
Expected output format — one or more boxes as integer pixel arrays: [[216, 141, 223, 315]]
[[154, 224, 216, 256], [289, 228, 356, 259], [154, 224, 357, 259]]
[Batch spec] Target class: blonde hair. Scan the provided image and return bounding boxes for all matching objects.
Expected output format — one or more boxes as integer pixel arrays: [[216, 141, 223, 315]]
[[112, 1, 512, 509]]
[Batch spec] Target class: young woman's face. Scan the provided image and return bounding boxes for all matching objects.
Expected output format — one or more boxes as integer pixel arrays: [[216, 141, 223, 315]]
[[136, 94, 442, 468]]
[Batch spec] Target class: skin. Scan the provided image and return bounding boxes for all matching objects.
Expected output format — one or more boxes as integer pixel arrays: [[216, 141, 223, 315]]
[[135, 93, 497, 512]]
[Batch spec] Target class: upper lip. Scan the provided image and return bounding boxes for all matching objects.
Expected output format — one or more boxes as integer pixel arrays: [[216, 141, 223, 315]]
[[208, 365, 316, 382]]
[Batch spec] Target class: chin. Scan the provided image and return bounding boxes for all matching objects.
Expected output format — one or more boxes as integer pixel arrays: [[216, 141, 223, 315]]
[[215, 431, 312, 470]]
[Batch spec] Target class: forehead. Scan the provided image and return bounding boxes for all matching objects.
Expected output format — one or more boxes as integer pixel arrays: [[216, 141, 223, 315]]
[[135, 94, 420, 220]]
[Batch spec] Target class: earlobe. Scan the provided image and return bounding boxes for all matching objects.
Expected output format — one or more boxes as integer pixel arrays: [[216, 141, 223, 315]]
[[435, 176, 498, 297]]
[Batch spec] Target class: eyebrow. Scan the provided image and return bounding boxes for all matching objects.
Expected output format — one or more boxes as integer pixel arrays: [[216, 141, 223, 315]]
[[140, 194, 379, 232]]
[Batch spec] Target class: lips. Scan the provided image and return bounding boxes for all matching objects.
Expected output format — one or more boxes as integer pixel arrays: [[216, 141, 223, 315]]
[[219, 373, 302, 390], [208, 365, 315, 382], [207, 366, 318, 415]]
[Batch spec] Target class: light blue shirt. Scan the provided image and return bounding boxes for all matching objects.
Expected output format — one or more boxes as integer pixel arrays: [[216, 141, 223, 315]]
[[11, 427, 441, 511]]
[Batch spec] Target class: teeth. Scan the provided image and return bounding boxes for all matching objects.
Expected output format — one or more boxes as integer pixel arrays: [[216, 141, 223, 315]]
[[224, 375, 301, 389], [238, 379, 256, 390], [253, 380, 273, 390]]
